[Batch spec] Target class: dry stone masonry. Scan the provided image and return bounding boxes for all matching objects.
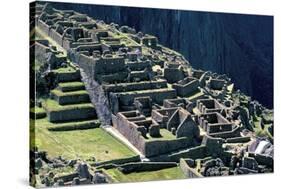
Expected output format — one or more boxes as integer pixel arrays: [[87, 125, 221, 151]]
[[31, 2, 274, 187]]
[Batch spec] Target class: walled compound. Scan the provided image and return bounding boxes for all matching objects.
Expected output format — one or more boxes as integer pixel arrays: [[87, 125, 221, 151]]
[[31, 2, 274, 187]]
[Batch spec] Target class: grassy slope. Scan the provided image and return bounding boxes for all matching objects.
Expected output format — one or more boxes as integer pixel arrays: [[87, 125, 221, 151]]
[[34, 118, 135, 162], [105, 167, 186, 183]]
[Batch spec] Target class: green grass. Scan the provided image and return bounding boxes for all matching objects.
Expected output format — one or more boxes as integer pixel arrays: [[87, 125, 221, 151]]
[[253, 116, 273, 139], [146, 129, 176, 141], [43, 99, 94, 112], [30, 106, 46, 119], [59, 82, 84, 87], [30, 119, 36, 149], [51, 89, 89, 97], [105, 167, 186, 183], [253, 116, 262, 130], [35, 27, 67, 55], [58, 82, 85, 92], [34, 118, 135, 162], [53, 67, 76, 74], [187, 90, 204, 101], [30, 106, 45, 114], [38, 165, 74, 178]]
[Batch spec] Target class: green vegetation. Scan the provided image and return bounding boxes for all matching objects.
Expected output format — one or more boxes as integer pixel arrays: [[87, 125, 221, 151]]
[[104, 167, 186, 183], [58, 82, 85, 92], [30, 106, 45, 114], [35, 27, 67, 55], [187, 90, 204, 101], [30, 119, 36, 149], [34, 118, 136, 161], [30, 106, 46, 119], [43, 99, 94, 112], [58, 81, 84, 88], [253, 116, 273, 139], [53, 66, 76, 73], [51, 89, 89, 97], [146, 129, 176, 141], [39, 165, 74, 178]]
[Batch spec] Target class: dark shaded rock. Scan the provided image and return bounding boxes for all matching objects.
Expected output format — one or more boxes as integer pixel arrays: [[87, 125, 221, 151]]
[[76, 163, 91, 179], [72, 177, 80, 185], [93, 172, 107, 184], [67, 159, 77, 167], [35, 158, 43, 169]]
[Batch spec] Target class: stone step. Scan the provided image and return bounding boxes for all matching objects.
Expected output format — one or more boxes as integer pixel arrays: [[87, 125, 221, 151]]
[[47, 120, 100, 131], [30, 107, 46, 119], [43, 99, 97, 123], [52, 67, 81, 82], [58, 82, 85, 92], [51, 89, 90, 105]]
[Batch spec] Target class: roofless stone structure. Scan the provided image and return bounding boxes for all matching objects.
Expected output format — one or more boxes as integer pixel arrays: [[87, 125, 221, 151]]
[[30, 2, 274, 187]]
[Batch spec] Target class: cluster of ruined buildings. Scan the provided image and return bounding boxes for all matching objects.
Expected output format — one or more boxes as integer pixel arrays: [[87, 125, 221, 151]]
[[31, 2, 274, 187]]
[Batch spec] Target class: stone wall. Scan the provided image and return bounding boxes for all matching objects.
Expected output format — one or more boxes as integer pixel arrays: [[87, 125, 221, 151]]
[[54, 70, 81, 82], [112, 113, 147, 154], [118, 162, 177, 174], [46, 106, 97, 123], [164, 68, 185, 83], [170, 145, 208, 161], [94, 155, 141, 167], [103, 79, 167, 93], [172, 77, 199, 97], [37, 19, 51, 35], [34, 42, 50, 63], [144, 137, 193, 157], [210, 79, 225, 90], [51, 91, 90, 105], [49, 28, 63, 46], [197, 98, 225, 114], [180, 158, 203, 178], [116, 88, 177, 106], [151, 107, 178, 128]]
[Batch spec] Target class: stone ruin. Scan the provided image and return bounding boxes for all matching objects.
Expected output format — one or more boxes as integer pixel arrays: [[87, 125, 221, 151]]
[[31, 2, 274, 187], [31, 148, 108, 187]]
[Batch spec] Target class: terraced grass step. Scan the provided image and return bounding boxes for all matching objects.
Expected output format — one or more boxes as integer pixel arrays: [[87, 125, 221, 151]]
[[52, 67, 81, 82], [51, 89, 90, 105], [43, 99, 97, 123], [30, 106, 46, 119], [47, 120, 100, 131], [58, 82, 85, 92]]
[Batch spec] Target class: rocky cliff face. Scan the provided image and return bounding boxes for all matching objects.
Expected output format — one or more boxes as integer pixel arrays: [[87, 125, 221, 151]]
[[53, 3, 273, 108]]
